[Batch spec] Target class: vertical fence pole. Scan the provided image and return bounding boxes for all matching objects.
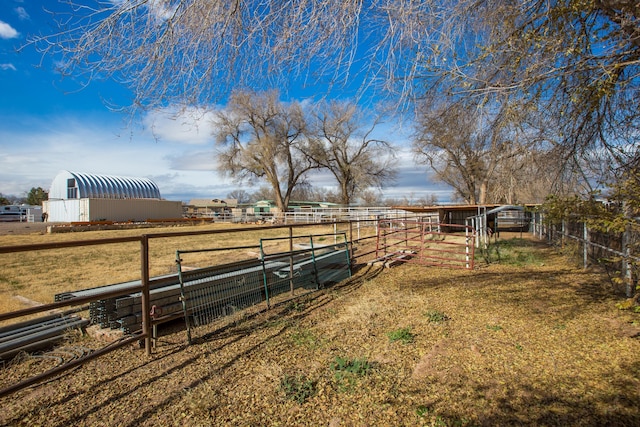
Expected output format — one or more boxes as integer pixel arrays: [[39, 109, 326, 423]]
[[140, 235, 152, 356], [309, 235, 320, 290], [531, 213, 536, 238], [623, 222, 633, 298], [175, 250, 192, 345], [348, 220, 354, 265], [539, 213, 543, 240], [465, 226, 471, 269], [289, 226, 294, 295], [583, 222, 588, 270], [259, 239, 271, 309]]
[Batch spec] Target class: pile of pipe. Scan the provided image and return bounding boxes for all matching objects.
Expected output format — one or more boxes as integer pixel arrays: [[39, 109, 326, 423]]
[[54, 249, 351, 335], [0, 311, 89, 361]]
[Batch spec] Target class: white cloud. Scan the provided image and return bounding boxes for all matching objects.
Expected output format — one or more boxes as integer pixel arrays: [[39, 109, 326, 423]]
[[1, 63, 17, 71], [143, 106, 216, 145], [147, 0, 179, 21], [0, 105, 451, 203], [14, 7, 30, 20], [0, 115, 235, 202], [0, 21, 19, 39], [167, 150, 217, 171]]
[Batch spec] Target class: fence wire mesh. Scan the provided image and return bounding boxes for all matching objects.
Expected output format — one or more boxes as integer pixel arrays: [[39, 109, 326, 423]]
[[176, 233, 351, 343]]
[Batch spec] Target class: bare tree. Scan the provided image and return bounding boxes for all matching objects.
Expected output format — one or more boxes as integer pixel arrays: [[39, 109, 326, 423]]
[[413, 97, 529, 204], [422, 0, 640, 184], [226, 189, 251, 204], [250, 186, 275, 203], [214, 89, 317, 217], [32, 0, 368, 110], [358, 189, 384, 207], [308, 100, 396, 206]]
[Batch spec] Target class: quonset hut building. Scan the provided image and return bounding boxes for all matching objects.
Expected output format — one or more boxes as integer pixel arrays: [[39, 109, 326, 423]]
[[43, 170, 183, 223]]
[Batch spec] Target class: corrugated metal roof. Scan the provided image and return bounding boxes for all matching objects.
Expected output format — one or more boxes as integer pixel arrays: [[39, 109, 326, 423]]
[[49, 170, 161, 200]]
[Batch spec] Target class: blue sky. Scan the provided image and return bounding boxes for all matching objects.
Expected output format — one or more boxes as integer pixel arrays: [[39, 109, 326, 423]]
[[0, 0, 451, 204]]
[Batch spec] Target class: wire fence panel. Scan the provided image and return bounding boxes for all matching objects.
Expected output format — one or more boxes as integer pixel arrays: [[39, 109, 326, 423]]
[[260, 233, 352, 302], [176, 233, 352, 343], [185, 262, 267, 327], [530, 214, 640, 297]]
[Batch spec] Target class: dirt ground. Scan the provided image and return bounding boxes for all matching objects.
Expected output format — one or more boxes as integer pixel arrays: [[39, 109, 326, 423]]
[[1, 238, 639, 426]]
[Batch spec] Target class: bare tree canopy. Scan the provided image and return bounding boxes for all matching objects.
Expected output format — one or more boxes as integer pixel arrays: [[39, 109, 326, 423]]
[[413, 97, 530, 204], [427, 0, 640, 174], [34, 0, 372, 109], [32, 0, 640, 203], [35, 1, 640, 122], [214, 89, 317, 215], [309, 100, 396, 205]]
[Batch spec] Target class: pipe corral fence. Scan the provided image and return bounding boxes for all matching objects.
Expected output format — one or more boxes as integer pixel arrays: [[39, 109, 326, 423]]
[[0, 218, 472, 397], [373, 219, 476, 270]]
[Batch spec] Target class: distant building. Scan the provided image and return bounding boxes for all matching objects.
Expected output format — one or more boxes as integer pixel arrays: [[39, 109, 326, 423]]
[[43, 170, 183, 223], [249, 200, 341, 216], [185, 198, 238, 217]]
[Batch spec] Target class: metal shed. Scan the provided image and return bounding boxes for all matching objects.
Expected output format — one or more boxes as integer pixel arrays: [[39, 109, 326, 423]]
[[44, 171, 182, 223]]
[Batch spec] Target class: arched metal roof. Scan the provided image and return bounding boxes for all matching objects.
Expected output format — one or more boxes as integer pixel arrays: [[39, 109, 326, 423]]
[[49, 171, 161, 200]]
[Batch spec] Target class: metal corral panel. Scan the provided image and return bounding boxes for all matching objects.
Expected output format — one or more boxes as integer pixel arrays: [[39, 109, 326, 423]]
[[44, 199, 182, 222]]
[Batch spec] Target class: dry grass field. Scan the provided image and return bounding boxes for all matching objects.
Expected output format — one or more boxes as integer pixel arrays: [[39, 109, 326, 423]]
[[1, 226, 640, 426]]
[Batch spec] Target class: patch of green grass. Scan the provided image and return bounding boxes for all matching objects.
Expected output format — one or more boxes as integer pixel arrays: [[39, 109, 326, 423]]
[[279, 374, 316, 404], [387, 327, 415, 344], [331, 356, 371, 376], [331, 356, 371, 392], [425, 309, 450, 323], [285, 301, 306, 313], [290, 327, 320, 349], [481, 238, 545, 266], [486, 324, 502, 332], [0, 274, 23, 290], [416, 404, 432, 418]]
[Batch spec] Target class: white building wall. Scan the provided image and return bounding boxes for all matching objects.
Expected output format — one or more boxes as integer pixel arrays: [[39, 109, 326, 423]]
[[44, 199, 183, 222], [43, 199, 82, 223]]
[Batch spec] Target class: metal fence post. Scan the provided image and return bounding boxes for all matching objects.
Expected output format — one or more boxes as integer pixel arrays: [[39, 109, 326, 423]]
[[289, 226, 294, 295], [140, 234, 152, 356], [623, 222, 633, 297], [348, 220, 354, 264], [583, 222, 588, 269]]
